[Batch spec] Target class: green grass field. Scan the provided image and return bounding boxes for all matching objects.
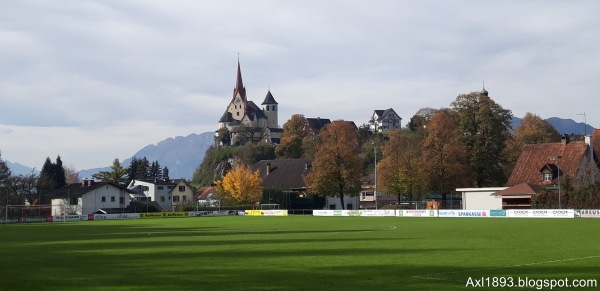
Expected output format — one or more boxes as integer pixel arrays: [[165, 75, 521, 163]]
[[1, 216, 599, 290]]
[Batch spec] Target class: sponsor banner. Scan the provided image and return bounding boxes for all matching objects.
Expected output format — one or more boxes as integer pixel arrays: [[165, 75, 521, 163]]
[[313, 210, 334, 216], [361, 210, 396, 217], [400, 210, 438, 217], [489, 210, 507, 217], [52, 215, 88, 222], [438, 210, 491, 218], [576, 209, 600, 218], [508, 209, 575, 218], [245, 210, 288, 216], [189, 210, 239, 217], [93, 213, 140, 220], [0, 218, 19, 224], [139, 212, 189, 219]]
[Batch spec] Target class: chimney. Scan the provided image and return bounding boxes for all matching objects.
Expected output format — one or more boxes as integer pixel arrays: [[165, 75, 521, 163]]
[[88, 180, 94, 186], [561, 134, 569, 145], [82, 179, 87, 187], [585, 135, 593, 161], [266, 162, 271, 175]]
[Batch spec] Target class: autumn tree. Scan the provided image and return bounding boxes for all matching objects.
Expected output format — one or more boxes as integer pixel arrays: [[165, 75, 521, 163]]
[[215, 164, 263, 205], [503, 112, 561, 177], [421, 110, 472, 206], [378, 131, 425, 202], [275, 114, 311, 159], [304, 121, 363, 209], [92, 158, 129, 184], [451, 91, 512, 187]]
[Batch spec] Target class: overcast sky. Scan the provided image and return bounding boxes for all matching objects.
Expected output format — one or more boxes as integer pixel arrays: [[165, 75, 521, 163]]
[[1, 0, 599, 170]]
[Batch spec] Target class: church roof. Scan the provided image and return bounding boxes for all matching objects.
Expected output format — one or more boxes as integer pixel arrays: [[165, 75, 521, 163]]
[[261, 90, 278, 105], [245, 101, 267, 120], [218, 111, 234, 123]]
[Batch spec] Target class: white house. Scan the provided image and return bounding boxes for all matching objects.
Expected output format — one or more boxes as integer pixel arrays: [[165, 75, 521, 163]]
[[324, 195, 360, 210], [456, 187, 507, 210], [50, 179, 132, 216], [370, 108, 402, 132], [128, 179, 195, 211]]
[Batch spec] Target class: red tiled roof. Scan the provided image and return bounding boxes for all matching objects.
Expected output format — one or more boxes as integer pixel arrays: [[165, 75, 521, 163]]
[[507, 141, 588, 186], [493, 182, 541, 196]]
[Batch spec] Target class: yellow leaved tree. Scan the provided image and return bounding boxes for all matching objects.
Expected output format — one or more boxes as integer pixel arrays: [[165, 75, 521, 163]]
[[215, 164, 263, 205]]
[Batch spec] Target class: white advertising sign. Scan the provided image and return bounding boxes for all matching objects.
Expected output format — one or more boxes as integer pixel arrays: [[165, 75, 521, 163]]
[[438, 210, 491, 218], [399, 210, 438, 217], [507, 209, 574, 218], [361, 210, 396, 217], [577, 209, 600, 218], [93, 213, 140, 220], [52, 215, 88, 222]]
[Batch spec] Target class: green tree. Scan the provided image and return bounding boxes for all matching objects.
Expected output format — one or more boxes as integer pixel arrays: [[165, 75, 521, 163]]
[[92, 158, 129, 184], [304, 121, 363, 209], [37, 156, 67, 203], [0, 153, 12, 206], [451, 91, 512, 187]]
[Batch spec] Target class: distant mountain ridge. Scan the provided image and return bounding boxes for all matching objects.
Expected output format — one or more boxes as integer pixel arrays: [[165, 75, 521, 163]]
[[511, 117, 595, 135], [78, 132, 215, 180]]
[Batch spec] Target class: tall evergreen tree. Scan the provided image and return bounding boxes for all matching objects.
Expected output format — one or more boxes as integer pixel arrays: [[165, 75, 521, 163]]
[[0, 153, 12, 206]]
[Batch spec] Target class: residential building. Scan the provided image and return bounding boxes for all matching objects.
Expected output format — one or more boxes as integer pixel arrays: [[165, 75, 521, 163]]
[[217, 61, 282, 145], [499, 132, 600, 208], [370, 108, 402, 132], [50, 179, 133, 215], [128, 179, 195, 211]]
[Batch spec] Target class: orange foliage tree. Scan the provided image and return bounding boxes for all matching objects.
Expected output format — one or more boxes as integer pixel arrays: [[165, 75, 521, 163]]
[[215, 164, 263, 205], [304, 121, 363, 209], [378, 131, 425, 202]]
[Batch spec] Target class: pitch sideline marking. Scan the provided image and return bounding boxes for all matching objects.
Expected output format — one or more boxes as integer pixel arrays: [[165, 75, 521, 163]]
[[412, 254, 600, 281]]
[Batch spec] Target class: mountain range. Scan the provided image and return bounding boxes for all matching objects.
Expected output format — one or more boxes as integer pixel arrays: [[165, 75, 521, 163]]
[[5, 117, 596, 179]]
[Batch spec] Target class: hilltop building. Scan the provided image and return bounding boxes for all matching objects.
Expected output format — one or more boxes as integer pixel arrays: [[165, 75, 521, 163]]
[[217, 61, 282, 145]]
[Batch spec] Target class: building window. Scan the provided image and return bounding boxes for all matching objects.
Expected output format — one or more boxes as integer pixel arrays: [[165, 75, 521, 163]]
[[111, 196, 115, 202], [237, 112, 240, 116], [157, 186, 163, 190], [173, 196, 180, 202], [142, 186, 149, 191], [69, 197, 78, 205], [543, 172, 552, 181], [266, 106, 269, 111], [101, 196, 106, 202], [272, 105, 276, 111], [179, 186, 185, 192], [160, 196, 165, 202], [182, 196, 187, 202]]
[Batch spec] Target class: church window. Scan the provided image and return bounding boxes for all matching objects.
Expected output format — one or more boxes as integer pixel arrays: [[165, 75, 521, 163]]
[[266, 106, 269, 111], [272, 105, 276, 111], [237, 112, 240, 116]]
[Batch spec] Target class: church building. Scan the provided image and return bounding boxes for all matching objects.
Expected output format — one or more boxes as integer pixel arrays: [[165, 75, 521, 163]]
[[217, 61, 282, 145]]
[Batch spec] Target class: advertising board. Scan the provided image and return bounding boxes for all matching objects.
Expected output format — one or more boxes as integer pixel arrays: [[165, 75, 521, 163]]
[[93, 213, 140, 220], [576, 209, 600, 218], [399, 210, 438, 217], [52, 215, 88, 222], [361, 210, 396, 217], [507, 209, 574, 218], [438, 210, 492, 218]]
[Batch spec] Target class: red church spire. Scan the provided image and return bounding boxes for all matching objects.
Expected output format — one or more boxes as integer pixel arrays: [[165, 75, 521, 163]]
[[233, 59, 246, 101]]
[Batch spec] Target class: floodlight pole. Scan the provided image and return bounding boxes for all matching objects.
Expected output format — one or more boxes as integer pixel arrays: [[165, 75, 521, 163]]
[[550, 155, 562, 209], [373, 143, 378, 210]]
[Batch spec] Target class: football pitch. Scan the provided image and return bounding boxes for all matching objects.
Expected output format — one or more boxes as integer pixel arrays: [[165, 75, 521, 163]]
[[1, 216, 599, 290]]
